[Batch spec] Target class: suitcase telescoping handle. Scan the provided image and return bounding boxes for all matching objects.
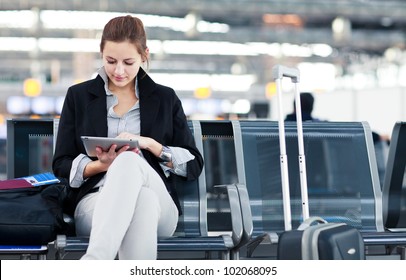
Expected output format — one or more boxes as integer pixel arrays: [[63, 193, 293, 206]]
[[272, 65, 310, 231]]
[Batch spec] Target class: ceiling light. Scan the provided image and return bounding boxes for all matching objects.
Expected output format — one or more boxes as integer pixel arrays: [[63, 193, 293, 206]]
[[311, 44, 333, 57], [262, 14, 303, 28], [0, 10, 37, 28], [161, 40, 258, 56], [332, 17, 352, 42], [184, 12, 201, 38], [150, 73, 256, 92], [0, 37, 37, 51], [39, 10, 228, 33], [38, 38, 99, 52]]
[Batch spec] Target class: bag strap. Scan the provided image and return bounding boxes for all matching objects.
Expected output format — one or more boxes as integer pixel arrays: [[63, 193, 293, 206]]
[[297, 216, 328, 230]]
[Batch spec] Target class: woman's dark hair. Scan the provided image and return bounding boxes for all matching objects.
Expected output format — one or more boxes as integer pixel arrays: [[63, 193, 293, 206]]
[[100, 15, 149, 67]]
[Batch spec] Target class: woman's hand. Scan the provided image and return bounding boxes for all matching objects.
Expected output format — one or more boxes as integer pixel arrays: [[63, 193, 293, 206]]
[[117, 132, 163, 158], [83, 140, 136, 178], [116, 132, 145, 150], [94, 144, 132, 165]]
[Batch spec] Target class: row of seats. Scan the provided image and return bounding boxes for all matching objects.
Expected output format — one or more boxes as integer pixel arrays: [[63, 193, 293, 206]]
[[1, 119, 405, 259], [55, 120, 406, 260], [236, 120, 406, 258]]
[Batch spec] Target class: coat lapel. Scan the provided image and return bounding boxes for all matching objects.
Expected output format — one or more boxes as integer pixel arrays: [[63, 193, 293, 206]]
[[138, 70, 160, 136], [86, 76, 108, 137]]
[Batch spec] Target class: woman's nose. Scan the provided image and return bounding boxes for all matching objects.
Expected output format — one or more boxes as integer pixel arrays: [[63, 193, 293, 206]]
[[115, 63, 124, 74]]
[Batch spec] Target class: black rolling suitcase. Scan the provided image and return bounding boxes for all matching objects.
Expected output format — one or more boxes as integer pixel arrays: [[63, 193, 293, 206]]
[[277, 217, 365, 260], [272, 65, 365, 260]]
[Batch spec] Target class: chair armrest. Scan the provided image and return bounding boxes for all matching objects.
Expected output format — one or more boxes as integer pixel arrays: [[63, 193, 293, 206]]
[[54, 234, 67, 259], [234, 184, 253, 249], [54, 234, 90, 259], [246, 232, 279, 258], [362, 231, 406, 246], [213, 184, 243, 246]]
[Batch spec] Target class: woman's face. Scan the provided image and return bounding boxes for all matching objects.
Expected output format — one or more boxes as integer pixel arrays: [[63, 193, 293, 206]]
[[102, 40, 146, 90]]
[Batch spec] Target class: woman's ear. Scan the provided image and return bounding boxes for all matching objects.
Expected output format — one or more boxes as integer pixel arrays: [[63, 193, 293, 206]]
[[143, 47, 150, 62]]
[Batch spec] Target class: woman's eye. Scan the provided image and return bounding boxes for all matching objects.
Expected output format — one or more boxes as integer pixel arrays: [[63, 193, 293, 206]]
[[124, 62, 134, 66], [107, 60, 115, 64]]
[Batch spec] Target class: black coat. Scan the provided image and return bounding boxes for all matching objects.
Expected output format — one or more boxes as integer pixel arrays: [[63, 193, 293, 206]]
[[52, 68, 204, 214]]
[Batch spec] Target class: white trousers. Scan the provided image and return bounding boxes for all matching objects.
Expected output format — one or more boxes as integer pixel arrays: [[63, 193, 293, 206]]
[[74, 152, 179, 260]]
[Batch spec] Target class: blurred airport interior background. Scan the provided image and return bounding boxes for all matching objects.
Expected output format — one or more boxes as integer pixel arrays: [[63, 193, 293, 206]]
[[0, 0, 405, 178]]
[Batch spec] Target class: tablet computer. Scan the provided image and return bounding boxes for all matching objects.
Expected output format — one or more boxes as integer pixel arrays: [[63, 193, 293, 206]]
[[81, 136, 139, 157]]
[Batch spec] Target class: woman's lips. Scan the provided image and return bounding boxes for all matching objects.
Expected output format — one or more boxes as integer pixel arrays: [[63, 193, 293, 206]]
[[114, 76, 125, 82]]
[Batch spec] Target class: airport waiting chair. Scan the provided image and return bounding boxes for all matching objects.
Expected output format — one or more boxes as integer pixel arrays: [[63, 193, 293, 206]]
[[363, 121, 406, 258], [0, 119, 55, 260], [383, 122, 406, 230]]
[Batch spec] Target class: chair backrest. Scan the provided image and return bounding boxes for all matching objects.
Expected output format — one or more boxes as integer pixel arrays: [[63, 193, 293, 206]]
[[6, 118, 55, 179], [374, 137, 389, 189], [235, 120, 384, 237], [172, 120, 204, 237], [200, 120, 240, 233], [383, 122, 406, 229], [166, 120, 242, 237]]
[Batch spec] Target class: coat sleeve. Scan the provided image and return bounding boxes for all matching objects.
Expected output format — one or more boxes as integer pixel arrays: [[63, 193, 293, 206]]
[[52, 87, 81, 180], [172, 95, 204, 181]]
